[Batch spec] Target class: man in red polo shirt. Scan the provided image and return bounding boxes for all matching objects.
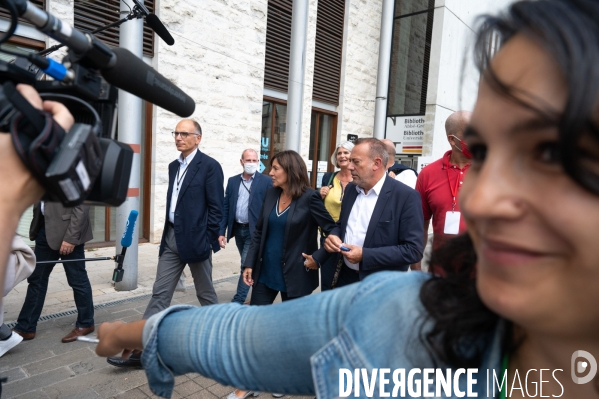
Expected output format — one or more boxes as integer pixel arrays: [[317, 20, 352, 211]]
[[414, 111, 472, 270]]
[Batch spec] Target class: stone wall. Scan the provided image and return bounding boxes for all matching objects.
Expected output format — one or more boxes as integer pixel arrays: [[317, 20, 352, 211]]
[[337, 0, 382, 141], [150, 0, 269, 242]]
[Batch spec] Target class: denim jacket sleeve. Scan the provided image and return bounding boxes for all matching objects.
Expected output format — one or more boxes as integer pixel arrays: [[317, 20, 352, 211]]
[[141, 284, 362, 398], [139, 272, 475, 399]]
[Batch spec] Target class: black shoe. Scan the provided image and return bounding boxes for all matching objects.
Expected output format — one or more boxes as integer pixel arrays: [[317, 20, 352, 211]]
[[107, 352, 142, 368]]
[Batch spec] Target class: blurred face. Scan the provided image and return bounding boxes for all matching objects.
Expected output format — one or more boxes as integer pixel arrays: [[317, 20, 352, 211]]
[[269, 159, 288, 189], [174, 120, 201, 157], [336, 147, 351, 169], [461, 35, 599, 339]]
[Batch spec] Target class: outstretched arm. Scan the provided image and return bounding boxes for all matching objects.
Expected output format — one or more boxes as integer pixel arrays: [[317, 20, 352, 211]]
[[97, 284, 358, 398]]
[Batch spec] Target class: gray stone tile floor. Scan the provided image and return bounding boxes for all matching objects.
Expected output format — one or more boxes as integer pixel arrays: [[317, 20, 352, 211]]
[[1, 241, 314, 399]]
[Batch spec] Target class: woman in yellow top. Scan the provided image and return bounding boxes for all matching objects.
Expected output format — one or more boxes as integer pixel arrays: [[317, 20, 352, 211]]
[[318, 140, 354, 290]]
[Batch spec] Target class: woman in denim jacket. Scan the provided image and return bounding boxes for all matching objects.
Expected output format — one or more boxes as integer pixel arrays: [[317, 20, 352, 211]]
[[96, 1, 599, 398]]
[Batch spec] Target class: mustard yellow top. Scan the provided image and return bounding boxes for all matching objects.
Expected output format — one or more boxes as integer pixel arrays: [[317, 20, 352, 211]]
[[323, 176, 345, 222]]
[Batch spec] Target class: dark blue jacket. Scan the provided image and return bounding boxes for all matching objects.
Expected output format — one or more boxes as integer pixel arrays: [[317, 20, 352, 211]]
[[388, 161, 418, 176], [161, 150, 224, 263], [313, 175, 424, 280], [219, 172, 272, 241], [245, 187, 336, 297]]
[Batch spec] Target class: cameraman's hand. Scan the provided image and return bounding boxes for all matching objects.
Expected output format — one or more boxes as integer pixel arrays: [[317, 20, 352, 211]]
[[43, 100, 74, 131], [0, 85, 75, 214], [15, 84, 74, 131]]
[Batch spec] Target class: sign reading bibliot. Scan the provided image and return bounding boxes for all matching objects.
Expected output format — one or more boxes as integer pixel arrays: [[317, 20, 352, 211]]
[[385, 116, 424, 155]]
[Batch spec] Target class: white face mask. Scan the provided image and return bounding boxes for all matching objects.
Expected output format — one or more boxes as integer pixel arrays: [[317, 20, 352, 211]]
[[243, 162, 259, 175]]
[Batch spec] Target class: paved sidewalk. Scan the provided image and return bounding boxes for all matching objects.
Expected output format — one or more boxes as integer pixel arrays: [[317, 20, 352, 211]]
[[3, 241, 243, 324], [0, 239, 314, 399]]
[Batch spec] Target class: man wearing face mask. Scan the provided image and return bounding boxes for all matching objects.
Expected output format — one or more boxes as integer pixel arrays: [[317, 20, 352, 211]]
[[219, 149, 272, 304], [414, 111, 472, 271]]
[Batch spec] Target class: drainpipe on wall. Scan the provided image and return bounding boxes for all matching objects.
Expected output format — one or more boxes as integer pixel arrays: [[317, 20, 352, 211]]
[[115, 0, 143, 291], [285, 0, 309, 152], [373, 0, 395, 139]]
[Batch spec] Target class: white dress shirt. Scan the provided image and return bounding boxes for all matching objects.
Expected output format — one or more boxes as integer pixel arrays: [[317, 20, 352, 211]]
[[235, 173, 254, 224], [344, 174, 387, 270], [395, 169, 418, 189], [169, 150, 198, 225]]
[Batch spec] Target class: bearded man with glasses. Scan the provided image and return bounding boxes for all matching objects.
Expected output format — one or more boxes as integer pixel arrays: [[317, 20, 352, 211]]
[[107, 119, 224, 368]]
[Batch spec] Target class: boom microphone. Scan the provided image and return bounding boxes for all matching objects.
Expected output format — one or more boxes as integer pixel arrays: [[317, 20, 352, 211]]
[[113, 210, 138, 282], [101, 48, 195, 117], [146, 13, 175, 46]]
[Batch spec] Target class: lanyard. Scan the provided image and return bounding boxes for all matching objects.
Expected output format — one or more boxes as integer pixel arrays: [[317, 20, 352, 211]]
[[241, 178, 251, 194], [446, 165, 461, 211], [175, 164, 189, 190], [500, 352, 509, 399]]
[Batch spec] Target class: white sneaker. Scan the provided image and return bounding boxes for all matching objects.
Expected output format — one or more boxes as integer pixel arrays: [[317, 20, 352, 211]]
[[0, 333, 23, 357], [226, 390, 260, 399], [272, 394, 284, 398]]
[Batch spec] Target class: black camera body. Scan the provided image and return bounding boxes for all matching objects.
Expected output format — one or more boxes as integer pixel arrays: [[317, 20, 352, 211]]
[[0, 0, 194, 206], [0, 56, 133, 207]]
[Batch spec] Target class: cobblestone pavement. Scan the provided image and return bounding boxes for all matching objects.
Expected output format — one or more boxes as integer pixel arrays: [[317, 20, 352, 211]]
[[1, 276, 313, 399], [1, 240, 314, 399]]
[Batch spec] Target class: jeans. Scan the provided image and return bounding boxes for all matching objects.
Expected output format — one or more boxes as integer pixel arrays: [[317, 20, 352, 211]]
[[232, 223, 252, 304], [15, 225, 94, 333]]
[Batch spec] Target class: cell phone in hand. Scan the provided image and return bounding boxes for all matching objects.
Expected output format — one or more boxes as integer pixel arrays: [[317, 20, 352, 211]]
[[340, 245, 350, 252]]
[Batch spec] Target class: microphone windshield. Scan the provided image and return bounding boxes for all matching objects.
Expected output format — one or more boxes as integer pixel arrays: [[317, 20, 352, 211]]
[[146, 14, 175, 46], [121, 210, 139, 248]]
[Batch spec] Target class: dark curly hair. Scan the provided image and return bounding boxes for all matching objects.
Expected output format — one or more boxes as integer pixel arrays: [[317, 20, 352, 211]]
[[420, 0, 599, 368]]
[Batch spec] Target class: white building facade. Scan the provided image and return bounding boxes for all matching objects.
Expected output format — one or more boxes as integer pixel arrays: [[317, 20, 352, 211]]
[[3, 0, 515, 245]]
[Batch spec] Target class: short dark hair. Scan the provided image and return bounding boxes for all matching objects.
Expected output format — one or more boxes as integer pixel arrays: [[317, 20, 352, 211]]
[[271, 150, 310, 198], [353, 138, 389, 167]]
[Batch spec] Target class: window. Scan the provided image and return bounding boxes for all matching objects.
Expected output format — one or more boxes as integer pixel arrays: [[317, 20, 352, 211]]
[[261, 98, 288, 173], [387, 0, 434, 116], [74, 0, 156, 57], [313, 0, 345, 105], [308, 110, 337, 188], [0, 0, 45, 24], [264, 0, 345, 105]]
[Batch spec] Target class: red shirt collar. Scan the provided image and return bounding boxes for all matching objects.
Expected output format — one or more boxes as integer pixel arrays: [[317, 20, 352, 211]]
[[441, 150, 470, 170]]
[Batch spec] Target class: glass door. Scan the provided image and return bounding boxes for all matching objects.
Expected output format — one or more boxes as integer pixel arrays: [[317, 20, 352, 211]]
[[308, 110, 337, 188]]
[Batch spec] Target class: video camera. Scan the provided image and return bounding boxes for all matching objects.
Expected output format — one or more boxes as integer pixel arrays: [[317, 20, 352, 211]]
[[0, 0, 194, 206]]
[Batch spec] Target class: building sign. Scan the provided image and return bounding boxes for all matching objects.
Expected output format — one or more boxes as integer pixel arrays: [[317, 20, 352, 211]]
[[417, 156, 435, 173], [385, 116, 424, 155]]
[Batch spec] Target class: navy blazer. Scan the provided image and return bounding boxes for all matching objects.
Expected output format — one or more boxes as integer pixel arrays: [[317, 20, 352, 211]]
[[219, 172, 273, 241], [313, 175, 424, 280], [161, 149, 224, 263], [245, 187, 336, 297]]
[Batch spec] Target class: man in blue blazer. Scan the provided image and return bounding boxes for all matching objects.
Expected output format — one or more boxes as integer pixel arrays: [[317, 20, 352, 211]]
[[313, 138, 424, 287], [108, 119, 224, 368], [218, 149, 272, 303]]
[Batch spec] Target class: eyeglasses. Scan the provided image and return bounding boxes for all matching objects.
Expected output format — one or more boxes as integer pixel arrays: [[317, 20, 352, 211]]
[[172, 131, 199, 139]]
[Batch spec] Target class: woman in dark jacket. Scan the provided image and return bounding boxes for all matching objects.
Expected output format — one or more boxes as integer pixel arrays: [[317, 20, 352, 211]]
[[242, 150, 336, 303], [230, 150, 336, 399]]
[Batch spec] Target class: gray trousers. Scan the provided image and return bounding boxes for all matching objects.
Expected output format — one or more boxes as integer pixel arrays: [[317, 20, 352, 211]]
[[143, 225, 218, 319]]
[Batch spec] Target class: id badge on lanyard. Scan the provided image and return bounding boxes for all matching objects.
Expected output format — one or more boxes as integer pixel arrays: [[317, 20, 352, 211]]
[[444, 167, 461, 235]]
